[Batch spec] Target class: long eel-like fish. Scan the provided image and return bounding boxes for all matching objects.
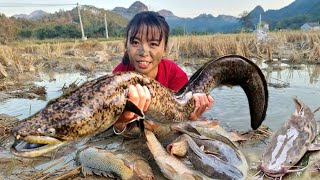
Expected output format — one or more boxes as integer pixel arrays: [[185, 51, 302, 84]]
[[11, 55, 268, 157]]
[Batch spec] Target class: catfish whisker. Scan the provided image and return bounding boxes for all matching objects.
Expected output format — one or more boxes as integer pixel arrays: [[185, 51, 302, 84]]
[[281, 165, 306, 168], [285, 165, 308, 172], [253, 169, 261, 177]]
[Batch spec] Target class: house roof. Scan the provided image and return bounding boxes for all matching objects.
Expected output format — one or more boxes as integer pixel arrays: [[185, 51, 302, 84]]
[[304, 22, 320, 27]]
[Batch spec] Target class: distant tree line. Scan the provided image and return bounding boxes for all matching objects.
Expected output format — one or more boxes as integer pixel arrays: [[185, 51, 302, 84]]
[[17, 23, 126, 40]]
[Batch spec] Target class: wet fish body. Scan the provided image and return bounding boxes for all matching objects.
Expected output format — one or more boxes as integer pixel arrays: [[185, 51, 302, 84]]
[[170, 126, 248, 179], [190, 135, 248, 176], [144, 130, 202, 180], [11, 55, 268, 157], [182, 134, 245, 180], [76, 146, 154, 179], [258, 97, 320, 178]]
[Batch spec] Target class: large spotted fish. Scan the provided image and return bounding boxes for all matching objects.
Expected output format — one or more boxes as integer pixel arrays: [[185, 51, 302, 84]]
[[11, 55, 268, 157]]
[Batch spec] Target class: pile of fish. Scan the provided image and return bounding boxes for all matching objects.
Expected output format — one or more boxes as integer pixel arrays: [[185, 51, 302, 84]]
[[8, 55, 270, 179], [75, 121, 249, 180]]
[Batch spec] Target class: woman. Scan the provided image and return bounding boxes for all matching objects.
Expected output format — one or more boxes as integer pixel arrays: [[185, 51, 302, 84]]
[[113, 11, 214, 134]]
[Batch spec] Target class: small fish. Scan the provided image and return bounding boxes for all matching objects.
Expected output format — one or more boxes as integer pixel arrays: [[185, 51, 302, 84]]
[[186, 120, 247, 142], [171, 121, 239, 149], [169, 126, 248, 179], [76, 146, 154, 180], [182, 134, 245, 180], [144, 129, 203, 180], [258, 97, 320, 178]]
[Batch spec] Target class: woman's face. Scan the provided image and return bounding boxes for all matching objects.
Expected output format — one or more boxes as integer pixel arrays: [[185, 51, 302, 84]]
[[126, 25, 166, 79]]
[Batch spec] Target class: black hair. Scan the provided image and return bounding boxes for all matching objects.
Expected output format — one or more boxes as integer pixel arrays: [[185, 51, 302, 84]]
[[122, 11, 170, 64]]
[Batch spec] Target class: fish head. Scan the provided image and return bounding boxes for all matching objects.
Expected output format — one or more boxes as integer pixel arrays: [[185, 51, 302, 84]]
[[10, 106, 99, 158], [258, 163, 287, 177], [292, 97, 315, 125], [10, 114, 72, 158], [259, 140, 304, 178]]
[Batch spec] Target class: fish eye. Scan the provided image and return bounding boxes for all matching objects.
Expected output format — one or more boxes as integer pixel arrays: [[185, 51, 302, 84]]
[[46, 128, 56, 136]]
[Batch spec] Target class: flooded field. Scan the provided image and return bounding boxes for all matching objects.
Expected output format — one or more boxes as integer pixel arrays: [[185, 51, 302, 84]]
[[1, 60, 320, 130], [0, 58, 320, 179]]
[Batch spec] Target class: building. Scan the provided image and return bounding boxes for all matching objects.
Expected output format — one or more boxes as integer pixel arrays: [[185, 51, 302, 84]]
[[300, 22, 320, 30]]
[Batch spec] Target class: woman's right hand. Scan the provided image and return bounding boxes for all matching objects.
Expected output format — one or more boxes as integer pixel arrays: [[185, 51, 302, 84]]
[[113, 84, 151, 133]]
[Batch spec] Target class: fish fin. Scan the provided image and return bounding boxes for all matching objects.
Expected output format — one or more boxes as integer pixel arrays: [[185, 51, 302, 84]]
[[293, 97, 304, 117], [144, 120, 159, 131], [81, 166, 109, 178], [230, 132, 248, 142], [80, 166, 94, 177], [308, 143, 320, 151], [207, 120, 220, 126], [181, 172, 199, 180], [313, 106, 320, 114], [164, 163, 178, 174], [199, 145, 204, 151], [125, 99, 145, 118]]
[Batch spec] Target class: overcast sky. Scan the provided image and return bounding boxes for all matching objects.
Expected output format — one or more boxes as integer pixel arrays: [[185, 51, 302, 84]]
[[0, 0, 295, 18]]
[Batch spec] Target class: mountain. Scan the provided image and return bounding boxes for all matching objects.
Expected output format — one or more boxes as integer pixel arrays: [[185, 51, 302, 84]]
[[247, 0, 320, 30], [13, 10, 49, 20], [110, 0, 320, 33], [112, 1, 148, 19], [158, 9, 177, 18], [5, 0, 320, 39], [111, 1, 240, 33]]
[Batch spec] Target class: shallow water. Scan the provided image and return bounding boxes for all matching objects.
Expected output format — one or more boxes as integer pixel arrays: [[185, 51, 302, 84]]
[[183, 61, 320, 131], [1, 60, 320, 179], [1, 61, 320, 132]]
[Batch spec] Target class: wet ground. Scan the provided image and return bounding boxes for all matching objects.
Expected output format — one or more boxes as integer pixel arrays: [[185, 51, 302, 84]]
[[0, 57, 320, 179]]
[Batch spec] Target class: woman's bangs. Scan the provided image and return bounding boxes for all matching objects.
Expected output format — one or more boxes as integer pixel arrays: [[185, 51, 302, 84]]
[[129, 22, 163, 43]]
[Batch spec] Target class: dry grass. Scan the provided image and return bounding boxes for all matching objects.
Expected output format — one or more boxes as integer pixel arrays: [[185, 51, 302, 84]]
[[165, 30, 320, 63], [1, 30, 320, 79]]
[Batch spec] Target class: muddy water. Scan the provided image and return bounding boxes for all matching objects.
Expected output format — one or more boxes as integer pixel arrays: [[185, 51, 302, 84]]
[[1, 61, 319, 131], [1, 60, 320, 179], [182, 61, 320, 131]]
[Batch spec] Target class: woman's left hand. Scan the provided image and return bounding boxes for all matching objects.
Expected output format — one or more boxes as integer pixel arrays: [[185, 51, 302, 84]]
[[189, 93, 214, 120]]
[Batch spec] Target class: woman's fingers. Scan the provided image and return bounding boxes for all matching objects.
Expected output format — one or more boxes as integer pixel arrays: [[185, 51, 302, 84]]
[[190, 93, 214, 120], [116, 84, 151, 124], [124, 84, 140, 120], [136, 84, 151, 112], [207, 95, 214, 110], [143, 85, 151, 111]]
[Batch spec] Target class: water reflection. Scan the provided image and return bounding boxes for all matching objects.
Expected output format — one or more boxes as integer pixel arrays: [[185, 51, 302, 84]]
[[182, 61, 320, 131], [0, 71, 108, 119], [0, 61, 319, 131]]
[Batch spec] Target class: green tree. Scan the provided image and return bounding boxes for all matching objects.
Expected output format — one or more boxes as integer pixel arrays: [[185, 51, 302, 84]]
[[35, 27, 57, 39], [18, 29, 32, 38], [171, 27, 184, 36], [239, 11, 254, 31]]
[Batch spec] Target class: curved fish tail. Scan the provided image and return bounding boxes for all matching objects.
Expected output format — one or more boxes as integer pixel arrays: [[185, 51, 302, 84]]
[[178, 55, 268, 130]]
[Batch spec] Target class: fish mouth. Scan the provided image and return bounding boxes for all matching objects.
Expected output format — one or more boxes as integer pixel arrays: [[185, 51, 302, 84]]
[[11, 135, 66, 158], [264, 172, 286, 178], [259, 164, 286, 178]]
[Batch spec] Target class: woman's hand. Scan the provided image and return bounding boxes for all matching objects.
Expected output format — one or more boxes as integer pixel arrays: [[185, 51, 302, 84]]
[[113, 84, 151, 133], [189, 93, 214, 120]]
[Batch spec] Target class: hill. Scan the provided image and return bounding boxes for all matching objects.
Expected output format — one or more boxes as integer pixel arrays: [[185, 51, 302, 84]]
[[245, 0, 320, 30], [1, 0, 320, 41], [0, 5, 128, 41]]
